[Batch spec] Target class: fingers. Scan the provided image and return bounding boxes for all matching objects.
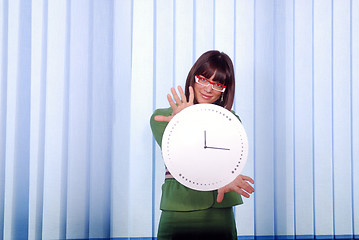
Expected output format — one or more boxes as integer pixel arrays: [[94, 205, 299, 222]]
[[229, 184, 252, 199], [167, 94, 177, 110], [236, 179, 254, 194], [237, 179, 254, 191], [188, 86, 195, 104], [217, 175, 255, 200], [154, 115, 173, 122], [237, 175, 255, 194], [234, 187, 251, 198], [245, 182, 255, 193], [177, 86, 187, 103], [165, 86, 194, 117], [216, 188, 225, 203], [170, 87, 182, 106], [167, 86, 191, 106], [240, 175, 255, 184]]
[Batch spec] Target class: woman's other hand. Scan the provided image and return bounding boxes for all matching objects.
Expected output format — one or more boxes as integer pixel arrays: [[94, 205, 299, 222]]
[[154, 86, 194, 122], [216, 174, 255, 203]]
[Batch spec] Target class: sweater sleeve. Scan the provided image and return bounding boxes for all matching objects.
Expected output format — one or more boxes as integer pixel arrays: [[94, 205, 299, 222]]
[[150, 108, 172, 148], [230, 110, 241, 122]]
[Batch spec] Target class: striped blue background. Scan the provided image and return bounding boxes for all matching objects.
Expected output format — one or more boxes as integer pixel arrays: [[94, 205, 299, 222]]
[[0, 0, 358, 239]]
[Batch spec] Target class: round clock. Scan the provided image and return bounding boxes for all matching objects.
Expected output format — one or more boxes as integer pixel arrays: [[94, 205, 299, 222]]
[[161, 104, 248, 191]]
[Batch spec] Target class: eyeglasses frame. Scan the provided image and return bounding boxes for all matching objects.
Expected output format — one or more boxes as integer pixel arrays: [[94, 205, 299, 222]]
[[194, 75, 227, 93]]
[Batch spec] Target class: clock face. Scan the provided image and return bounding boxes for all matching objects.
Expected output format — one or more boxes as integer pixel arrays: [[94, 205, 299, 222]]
[[162, 104, 248, 191]]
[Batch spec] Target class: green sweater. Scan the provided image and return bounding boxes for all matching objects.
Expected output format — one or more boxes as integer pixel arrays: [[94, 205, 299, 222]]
[[150, 107, 243, 211]]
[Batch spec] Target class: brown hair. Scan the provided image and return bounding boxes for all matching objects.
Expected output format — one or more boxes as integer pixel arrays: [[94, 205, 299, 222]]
[[185, 50, 235, 110]]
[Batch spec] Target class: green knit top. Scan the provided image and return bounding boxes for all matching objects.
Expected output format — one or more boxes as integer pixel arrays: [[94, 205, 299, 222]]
[[150, 107, 243, 211]]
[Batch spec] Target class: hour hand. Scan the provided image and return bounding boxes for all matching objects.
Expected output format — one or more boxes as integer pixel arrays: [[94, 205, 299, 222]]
[[205, 146, 230, 151]]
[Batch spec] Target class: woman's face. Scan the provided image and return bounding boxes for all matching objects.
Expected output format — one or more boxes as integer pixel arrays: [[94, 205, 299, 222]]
[[194, 71, 222, 104]]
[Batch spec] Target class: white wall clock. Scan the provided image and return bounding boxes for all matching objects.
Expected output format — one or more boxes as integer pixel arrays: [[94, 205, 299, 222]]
[[162, 104, 248, 191]]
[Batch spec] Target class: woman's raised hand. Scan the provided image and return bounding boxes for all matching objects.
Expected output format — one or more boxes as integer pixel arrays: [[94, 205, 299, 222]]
[[216, 174, 255, 203], [154, 86, 194, 122]]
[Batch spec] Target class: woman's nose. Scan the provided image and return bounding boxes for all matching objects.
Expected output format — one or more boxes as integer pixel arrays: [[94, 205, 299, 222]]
[[204, 84, 212, 92]]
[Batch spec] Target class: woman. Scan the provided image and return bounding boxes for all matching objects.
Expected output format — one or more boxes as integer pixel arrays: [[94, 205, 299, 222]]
[[150, 50, 254, 240]]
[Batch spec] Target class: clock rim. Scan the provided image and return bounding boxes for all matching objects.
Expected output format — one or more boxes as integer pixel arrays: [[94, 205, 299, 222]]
[[161, 104, 248, 191]]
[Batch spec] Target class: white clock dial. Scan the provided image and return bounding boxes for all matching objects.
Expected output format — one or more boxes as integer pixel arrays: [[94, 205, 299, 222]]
[[162, 104, 248, 191]]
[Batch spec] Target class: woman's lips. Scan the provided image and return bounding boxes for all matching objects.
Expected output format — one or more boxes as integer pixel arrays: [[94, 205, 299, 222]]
[[200, 93, 212, 99]]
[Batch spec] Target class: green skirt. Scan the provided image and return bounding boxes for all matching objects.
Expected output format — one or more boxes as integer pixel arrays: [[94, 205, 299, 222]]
[[157, 207, 237, 240]]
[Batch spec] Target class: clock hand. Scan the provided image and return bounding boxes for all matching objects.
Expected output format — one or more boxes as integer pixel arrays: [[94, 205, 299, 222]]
[[205, 146, 230, 151], [204, 130, 229, 150], [204, 130, 207, 148]]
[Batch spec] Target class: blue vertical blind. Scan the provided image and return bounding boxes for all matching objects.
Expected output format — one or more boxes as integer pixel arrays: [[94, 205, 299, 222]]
[[0, 0, 358, 239]]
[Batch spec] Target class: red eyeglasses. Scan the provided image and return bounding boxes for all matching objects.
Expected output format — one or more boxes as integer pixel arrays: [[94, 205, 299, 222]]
[[195, 75, 227, 92]]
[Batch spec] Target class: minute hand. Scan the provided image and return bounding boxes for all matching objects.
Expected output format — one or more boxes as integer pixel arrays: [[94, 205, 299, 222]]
[[205, 146, 230, 151]]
